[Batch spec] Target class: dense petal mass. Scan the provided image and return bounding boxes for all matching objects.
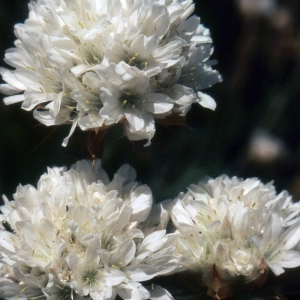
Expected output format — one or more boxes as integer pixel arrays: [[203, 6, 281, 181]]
[[0, 0, 221, 146], [168, 175, 300, 298], [0, 160, 180, 300]]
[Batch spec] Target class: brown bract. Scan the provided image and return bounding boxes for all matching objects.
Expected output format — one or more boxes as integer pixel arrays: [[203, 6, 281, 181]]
[[204, 262, 268, 299]]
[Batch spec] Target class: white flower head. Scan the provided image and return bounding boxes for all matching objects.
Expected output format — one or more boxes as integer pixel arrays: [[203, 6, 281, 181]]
[[0, 0, 221, 146], [0, 160, 179, 300], [169, 175, 300, 298]]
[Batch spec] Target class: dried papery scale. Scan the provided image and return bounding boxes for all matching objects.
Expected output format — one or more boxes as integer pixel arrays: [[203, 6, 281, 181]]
[[203, 262, 268, 299], [0, 0, 221, 147], [87, 126, 110, 163]]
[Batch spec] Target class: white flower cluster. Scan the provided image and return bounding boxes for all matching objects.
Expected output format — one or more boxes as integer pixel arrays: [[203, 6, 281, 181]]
[[1, 162, 300, 299], [0, 160, 180, 300], [0, 0, 221, 146], [168, 175, 300, 298]]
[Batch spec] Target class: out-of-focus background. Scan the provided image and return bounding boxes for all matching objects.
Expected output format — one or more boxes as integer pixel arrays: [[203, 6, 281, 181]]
[[0, 0, 300, 298]]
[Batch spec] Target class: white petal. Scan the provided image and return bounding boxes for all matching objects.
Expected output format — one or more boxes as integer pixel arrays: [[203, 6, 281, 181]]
[[197, 91, 216, 110], [274, 250, 300, 269], [171, 199, 195, 228], [116, 282, 150, 300], [33, 109, 66, 126], [140, 230, 167, 253], [0, 231, 16, 253], [62, 118, 78, 147], [22, 92, 56, 111], [266, 262, 285, 276], [110, 240, 136, 267], [0, 67, 27, 90], [123, 265, 159, 281], [143, 94, 173, 114], [0, 83, 23, 95], [3, 94, 25, 105], [101, 268, 126, 286], [262, 213, 282, 248], [14, 71, 42, 91], [129, 185, 153, 222], [125, 107, 145, 131], [272, 224, 300, 252], [146, 285, 174, 300], [71, 64, 94, 77]]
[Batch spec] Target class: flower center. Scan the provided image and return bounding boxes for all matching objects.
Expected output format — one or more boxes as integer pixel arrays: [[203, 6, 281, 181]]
[[126, 52, 148, 71], [84, 51, 103, 65], [82, 267, 100, 286], [120, 91, 143, 109], [101, 234, 118, 252]]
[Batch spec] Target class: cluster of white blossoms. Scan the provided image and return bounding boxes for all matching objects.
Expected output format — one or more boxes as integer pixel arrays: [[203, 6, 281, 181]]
[[2, 1, 300, 299], [0, 160, 181, 300], [168, 175, 300, 298], [0, 0, 221, 146], [1, 161, 300, 300]]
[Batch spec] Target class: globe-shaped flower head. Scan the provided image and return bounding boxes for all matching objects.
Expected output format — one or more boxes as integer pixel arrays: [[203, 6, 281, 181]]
[[0, 160, 181, 299], [169, 175, 300, 299], [0, 0, 221, 146]]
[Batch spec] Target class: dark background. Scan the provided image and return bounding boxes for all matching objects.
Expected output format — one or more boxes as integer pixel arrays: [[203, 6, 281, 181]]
[[1, 1, 300, 298]]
